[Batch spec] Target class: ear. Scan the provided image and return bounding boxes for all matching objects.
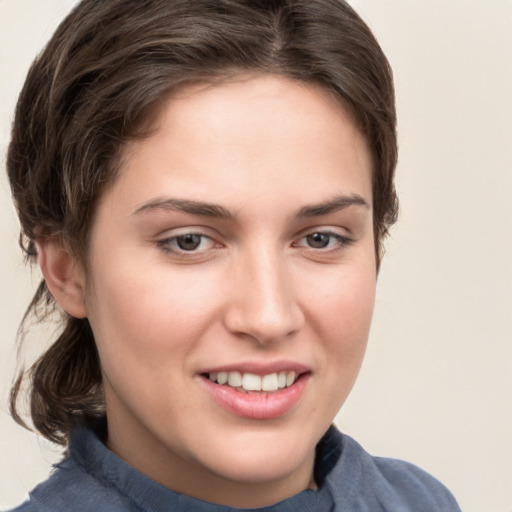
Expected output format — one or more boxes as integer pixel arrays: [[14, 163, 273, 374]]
[[36, 237, 88, 319]]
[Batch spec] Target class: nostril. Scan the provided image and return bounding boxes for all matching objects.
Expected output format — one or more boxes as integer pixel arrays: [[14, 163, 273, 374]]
[[222, 258, 305, 343], [223, 300, 304, 344]]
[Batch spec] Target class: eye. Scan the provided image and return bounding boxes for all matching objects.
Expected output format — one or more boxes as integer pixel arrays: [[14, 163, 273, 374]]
[[157, 232, 216, 254], [175, 233, 204, 251], [295, 231, 352, 251], [305, 232, 332, 249]]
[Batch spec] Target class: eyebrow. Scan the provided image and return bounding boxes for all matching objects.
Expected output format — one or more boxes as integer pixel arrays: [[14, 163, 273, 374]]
[[133, 194, 368, 220], [296, 194, 369, 218], [133, 197, 234, 219]]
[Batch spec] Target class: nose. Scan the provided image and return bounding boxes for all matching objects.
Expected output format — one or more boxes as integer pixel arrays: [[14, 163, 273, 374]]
[[223, 247, 305, 344]]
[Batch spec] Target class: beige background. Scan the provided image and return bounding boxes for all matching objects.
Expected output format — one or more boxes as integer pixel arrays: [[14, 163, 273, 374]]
[[1, 1, 511, 511]]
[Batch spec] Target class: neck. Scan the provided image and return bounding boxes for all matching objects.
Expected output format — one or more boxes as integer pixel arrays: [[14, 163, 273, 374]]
[[106, 412, 317, 508]]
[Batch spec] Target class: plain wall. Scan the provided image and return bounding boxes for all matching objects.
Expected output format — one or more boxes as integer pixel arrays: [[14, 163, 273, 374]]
[[1, 1, 511, 511]]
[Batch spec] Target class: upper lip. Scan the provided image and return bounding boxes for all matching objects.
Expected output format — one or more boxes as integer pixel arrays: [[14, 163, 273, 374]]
[[199, 360, 311, 376]]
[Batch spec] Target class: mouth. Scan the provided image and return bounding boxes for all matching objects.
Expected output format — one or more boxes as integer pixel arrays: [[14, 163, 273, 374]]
[[202, 370, 299, 393], [199, 364, 310, 420]]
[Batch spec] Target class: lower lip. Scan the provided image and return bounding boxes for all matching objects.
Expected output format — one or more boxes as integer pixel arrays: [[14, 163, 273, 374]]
[[200, 374, 310, 420]]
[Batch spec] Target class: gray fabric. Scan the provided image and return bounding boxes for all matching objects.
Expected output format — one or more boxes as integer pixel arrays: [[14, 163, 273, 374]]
[[7, 425, 461, 511]]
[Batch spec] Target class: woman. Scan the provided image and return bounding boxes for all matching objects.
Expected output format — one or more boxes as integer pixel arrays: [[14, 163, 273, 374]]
[[6, 0, 461, 510]]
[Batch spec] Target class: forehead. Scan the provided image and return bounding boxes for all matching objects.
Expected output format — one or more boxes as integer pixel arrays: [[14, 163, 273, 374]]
[[108, 74, 373, 215]]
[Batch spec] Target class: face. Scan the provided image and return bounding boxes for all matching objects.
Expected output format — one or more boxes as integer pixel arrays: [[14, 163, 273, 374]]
[[82, 75, 376, 507]]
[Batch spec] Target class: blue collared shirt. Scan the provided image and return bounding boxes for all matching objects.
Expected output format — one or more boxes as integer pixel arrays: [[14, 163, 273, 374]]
[[8, 424, 461, 511]]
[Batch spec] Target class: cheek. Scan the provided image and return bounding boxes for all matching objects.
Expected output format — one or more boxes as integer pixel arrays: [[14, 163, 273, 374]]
[[306, 260, 376, 370], [307, 254, 376, 325], [84, 260, 221, 377]]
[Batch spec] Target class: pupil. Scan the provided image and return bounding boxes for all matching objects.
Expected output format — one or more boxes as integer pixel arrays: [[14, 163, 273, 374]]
[[177, 234, 201, 251], [307, 233, 329, 248]]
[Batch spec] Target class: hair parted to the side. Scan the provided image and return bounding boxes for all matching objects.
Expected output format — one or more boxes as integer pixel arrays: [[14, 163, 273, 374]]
[[7, 0, 398, 445]]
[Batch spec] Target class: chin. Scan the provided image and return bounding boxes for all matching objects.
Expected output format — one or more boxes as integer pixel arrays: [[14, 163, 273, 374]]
[[194, 424, 318, 484], [212, 450, 308, 484]]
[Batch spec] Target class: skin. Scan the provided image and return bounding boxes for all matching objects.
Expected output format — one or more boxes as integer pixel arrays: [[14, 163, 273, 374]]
[[41, 74, 376, 507]]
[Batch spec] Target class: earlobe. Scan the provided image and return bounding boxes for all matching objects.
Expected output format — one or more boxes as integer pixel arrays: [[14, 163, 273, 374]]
[[36, 237, 88, 319]]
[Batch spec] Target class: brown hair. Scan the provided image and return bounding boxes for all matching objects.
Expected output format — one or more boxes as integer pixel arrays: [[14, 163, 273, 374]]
[[7, 0, 398, 445]]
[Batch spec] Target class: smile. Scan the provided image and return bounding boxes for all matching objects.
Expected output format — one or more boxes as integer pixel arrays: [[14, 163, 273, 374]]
[[207, 371, 297, 392], [200, 365, 310, 420]]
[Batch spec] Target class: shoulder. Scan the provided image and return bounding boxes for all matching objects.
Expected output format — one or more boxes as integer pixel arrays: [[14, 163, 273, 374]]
[[6, 449, 137, 512], [325, 429, 462, 511], [370, 454, 461, 511], [5, 502, 35, 512]]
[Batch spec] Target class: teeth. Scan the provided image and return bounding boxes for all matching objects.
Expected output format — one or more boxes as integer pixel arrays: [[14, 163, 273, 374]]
[[228, 371, 242, 387], [286, 371, 296, 387], [261, 373, 279, 391], [242, 373, 262, 391], [208, 370, 299, 392]]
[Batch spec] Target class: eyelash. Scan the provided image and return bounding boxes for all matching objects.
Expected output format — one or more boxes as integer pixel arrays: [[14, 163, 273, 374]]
[[156, 232, 217, 255], [156, 229, 353, 258], [293, 231, 353, 252]]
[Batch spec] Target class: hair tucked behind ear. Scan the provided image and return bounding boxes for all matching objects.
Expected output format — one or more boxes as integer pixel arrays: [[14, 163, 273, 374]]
[[8, 0, 397, 445], [10, 283, 104, 445]]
